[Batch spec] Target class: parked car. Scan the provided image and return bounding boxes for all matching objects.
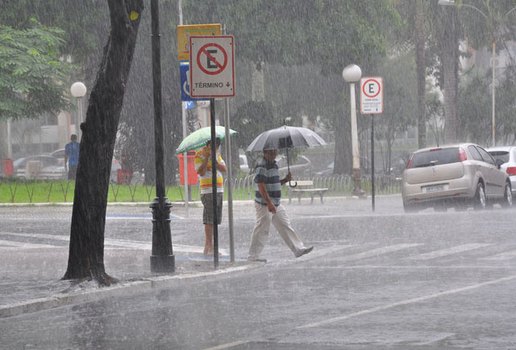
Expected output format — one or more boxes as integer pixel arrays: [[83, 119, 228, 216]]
[[277, 155, 312, 178], [239, 154, 250, 174], [13, 155, 67, 180], [402, 143, 512, 212], [487, 146, 516, 195], [49, 148, 65, 160], [315, 161, 334, 177], [48, 148, 122, 182]]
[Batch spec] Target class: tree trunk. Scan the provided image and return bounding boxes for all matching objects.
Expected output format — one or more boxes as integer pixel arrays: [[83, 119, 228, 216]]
[[442, 7, 460, 144], [63, 0, 144, 285], [415, 0, 426, 148]]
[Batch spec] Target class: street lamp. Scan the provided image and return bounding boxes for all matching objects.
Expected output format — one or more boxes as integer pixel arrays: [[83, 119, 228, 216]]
[[439, 0, 516, 146], [70, 82, 87, 138], [342, 64, 364, 197]]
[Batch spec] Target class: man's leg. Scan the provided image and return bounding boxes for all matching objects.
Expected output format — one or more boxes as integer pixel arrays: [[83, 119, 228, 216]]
[[248, 203, 271, 260], [271, 204, 311, 256]]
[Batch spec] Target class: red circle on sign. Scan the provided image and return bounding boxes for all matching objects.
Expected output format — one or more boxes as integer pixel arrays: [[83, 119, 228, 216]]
[[196, 43, 228, 76], [362, 79, 381, 98]]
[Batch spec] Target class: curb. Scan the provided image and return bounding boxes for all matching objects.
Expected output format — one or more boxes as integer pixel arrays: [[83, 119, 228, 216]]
[[0, 263, 261, 318]]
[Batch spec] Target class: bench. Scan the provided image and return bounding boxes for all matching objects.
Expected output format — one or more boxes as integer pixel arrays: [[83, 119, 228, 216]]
[[288, 180, 328, 204]]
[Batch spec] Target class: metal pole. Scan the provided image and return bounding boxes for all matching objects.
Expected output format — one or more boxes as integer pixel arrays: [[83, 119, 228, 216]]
[[222, 23, 235, 263], [210, 98, 219, 268], [491, 40, 496, 147], [77, 97, 83, 139], [178, 0, 189, 216], [350, 82, 363, 196], [371, 115, 375, 212], [150, 0, 174, 273], [224, 97, 235, 262]]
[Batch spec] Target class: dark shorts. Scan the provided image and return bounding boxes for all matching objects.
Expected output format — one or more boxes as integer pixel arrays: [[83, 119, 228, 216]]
[[68, 165, 77, 180], [201, 193, 223, 225]]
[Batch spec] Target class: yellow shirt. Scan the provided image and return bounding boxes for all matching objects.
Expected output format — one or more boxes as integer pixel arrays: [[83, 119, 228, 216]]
[[194, 149, 225, 194]]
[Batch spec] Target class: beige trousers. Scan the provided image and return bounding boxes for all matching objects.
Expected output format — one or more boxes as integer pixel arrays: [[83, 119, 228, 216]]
[[248, 203, 306, 259]]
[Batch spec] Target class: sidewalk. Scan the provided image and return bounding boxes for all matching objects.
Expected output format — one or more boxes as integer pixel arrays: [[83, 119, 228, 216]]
[[0, 239, 257, 319], [0, 195, 384, 318]]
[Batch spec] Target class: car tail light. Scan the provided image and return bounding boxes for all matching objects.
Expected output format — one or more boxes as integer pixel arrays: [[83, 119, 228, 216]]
[[459, 148, 468, 161], [406, 156, 414, 169], [506, 167, 516, 176]]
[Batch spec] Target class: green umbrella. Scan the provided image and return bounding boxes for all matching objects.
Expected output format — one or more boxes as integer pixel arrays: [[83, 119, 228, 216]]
[[175, 126, 237, 154]]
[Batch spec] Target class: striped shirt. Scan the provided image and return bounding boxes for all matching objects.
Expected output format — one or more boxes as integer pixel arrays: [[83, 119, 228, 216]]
[[254, 159, 282, 206], [194, 150, 225, 194]]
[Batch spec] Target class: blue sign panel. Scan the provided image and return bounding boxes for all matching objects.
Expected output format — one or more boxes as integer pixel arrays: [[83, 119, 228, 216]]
[[180, 61, 206, 102]]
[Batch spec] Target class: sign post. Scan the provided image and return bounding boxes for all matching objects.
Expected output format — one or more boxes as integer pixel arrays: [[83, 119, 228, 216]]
[[190, 35, 235, 267], [177, 24, 220, 218], [360, 77, 383, 212]]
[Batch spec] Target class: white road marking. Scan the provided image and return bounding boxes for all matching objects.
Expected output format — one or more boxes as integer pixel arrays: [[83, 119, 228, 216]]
[[331, 243, 421, 263], [286, 265, 515, 270], [202, 341, 247, 350], [481, 249, 516, 261], [409, 243, 492, 260], [0, 239, 55, 249], [296, 274, 516, 330], [0, 232, 206, 253]]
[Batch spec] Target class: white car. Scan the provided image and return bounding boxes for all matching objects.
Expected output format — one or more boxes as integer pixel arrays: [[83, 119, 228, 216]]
[[13, 155, 67, 180], [402, 143, 512, 212], [239, 154, 250, 173], [488, 146, 516, 195]]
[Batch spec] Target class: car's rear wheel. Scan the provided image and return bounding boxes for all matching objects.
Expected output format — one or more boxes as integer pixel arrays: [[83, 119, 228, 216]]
[[501, 182, 513, 208], [473, 182, 486, 210], [433, 202, 447, 212], [403, 200, 418, 213]]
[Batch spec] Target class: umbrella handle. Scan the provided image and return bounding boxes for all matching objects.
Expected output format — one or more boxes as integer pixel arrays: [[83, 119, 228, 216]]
[[285, 147, 296, 187]]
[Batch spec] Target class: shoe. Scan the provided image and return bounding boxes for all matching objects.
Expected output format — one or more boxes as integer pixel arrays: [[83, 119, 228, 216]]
[[295, 246, 313, 258], [247, 257, 267, 263]]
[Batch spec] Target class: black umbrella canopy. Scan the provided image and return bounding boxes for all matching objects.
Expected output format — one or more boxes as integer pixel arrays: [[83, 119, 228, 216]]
[[246, 126, 326, 152]]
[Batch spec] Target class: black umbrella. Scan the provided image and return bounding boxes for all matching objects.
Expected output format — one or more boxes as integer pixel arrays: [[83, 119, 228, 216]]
[[246, 126, 326, 187]]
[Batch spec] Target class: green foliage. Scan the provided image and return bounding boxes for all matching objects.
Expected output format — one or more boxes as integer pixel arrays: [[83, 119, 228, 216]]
[[376, 54, 418, 139], [458, 70, 491, 144], [0, 0, 109, 66], [0, 20, 71, 121], [183, 0, 400, 75], [231, 100, 276, 151], [457, 0, 516, 50]]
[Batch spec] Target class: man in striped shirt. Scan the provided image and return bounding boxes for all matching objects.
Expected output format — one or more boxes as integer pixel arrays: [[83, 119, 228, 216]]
[[195, 138, 226, 255], [248, 148, 313, 262]]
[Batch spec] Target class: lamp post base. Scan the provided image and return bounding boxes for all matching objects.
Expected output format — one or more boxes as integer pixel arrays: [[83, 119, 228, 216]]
[[352, 168, 366, 198], [150, 197, 175, 273], [150, 255, 175, 272]]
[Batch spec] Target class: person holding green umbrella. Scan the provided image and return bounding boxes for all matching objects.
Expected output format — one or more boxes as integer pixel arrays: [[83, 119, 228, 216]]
[[194, 137, 226, 256]]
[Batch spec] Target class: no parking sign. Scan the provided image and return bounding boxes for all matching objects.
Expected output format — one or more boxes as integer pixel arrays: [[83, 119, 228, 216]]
[[189, 35, 235, 98]]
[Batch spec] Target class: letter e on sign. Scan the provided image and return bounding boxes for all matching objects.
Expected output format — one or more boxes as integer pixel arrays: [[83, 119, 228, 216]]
[[360, 77, 383, 114]]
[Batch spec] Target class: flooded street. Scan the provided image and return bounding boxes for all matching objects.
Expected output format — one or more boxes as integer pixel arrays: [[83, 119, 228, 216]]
[[1, 196, 516, 349]]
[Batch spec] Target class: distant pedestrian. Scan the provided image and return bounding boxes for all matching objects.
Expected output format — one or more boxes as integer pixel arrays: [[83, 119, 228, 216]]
[[195, 138, 226, 255], [64, 134, 80, 180], [248, 148, 313, 262]]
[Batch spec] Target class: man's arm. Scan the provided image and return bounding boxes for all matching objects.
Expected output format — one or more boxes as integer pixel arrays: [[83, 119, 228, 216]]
[[280, 171, 292, 185]]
